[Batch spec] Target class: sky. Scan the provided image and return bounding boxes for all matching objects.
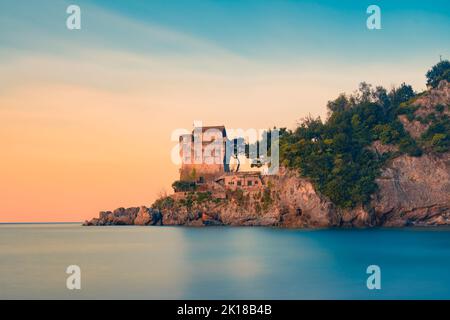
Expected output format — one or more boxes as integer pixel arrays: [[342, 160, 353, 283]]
[[0, 0, 449, 222]]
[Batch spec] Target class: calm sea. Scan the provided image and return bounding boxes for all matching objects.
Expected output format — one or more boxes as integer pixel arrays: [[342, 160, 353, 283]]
[[1, 223, 450, 299]]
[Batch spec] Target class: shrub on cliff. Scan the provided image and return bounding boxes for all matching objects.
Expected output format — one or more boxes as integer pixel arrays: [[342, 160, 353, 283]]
[[196, 191, 212, 203], [261, 188, 273, 211], [420, 114, 450, 153], [152, 196, 175, 210], [172, 180, 197, 192]]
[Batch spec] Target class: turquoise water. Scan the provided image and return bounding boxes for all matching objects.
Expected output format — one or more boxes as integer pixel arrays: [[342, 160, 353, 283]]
[[1, 223, 450, 299]]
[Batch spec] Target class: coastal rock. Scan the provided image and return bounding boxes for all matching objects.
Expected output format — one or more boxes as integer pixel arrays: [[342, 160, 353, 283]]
[[266, 169, 339, 228], [113, 207, 139, 225], [151, 209, 163, 225], [134, 206, 152, 225], [83, 218, 99, 226], [94, 207, 139, 225], [339, 205, 373, 227], [373, 152, 450, 226]]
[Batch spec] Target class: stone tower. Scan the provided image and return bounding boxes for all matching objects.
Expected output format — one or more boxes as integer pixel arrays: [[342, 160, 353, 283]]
[[179, 125, 230, 182]]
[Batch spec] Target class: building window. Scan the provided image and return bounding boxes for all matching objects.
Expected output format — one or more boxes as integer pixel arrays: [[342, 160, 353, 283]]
[[247, 181, 253, 186], [237, 181, 242, 186]]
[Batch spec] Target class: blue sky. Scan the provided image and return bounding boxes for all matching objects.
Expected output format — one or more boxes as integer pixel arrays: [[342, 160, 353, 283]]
[[81, 0, 450, 63], [2, 0, 450, 63]]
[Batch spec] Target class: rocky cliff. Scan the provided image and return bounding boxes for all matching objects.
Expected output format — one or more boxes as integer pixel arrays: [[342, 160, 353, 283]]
[[84, 206, 163, 226], [84, 81, 450, 228]]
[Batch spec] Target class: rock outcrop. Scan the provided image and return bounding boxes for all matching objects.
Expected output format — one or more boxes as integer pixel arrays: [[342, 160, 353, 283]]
[[134, 206, 152, 225], [372, 152, 450, 226], [399, 80, 450, 139], [84, 206, 163, 226], [87, 207, 139, 226]]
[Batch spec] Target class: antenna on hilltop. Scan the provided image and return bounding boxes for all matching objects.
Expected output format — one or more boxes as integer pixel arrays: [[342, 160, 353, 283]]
[[440, 54, 442, 62]]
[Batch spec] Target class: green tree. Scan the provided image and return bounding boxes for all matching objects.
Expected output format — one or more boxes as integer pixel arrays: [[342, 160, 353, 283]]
[[426, 60, 450, 88], [327, 94, 351, 114], [389, 83, 415, 108]]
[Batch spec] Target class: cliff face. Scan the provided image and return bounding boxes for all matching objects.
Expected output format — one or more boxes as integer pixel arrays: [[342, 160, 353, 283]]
[[84, 81, 450, 228], [372, 148, 450, 226], [399, 80, 450, 138], [373, 80, 450, 226]]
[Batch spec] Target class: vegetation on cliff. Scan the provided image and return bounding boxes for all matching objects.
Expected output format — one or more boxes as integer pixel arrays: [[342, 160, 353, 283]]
[[426, 60, 450, 88], [279, 61, 450, 209]]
